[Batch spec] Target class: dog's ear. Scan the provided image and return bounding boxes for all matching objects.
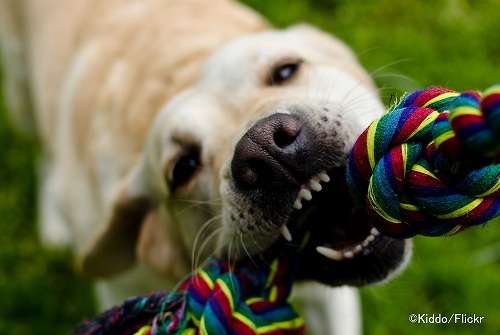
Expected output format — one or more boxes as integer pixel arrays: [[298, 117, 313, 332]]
[[135, 208, 190, 279], [76, 163, 154, 277], [77, 159, 190, 278]]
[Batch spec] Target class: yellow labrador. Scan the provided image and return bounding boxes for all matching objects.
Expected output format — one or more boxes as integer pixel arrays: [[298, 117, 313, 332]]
[[0, 0, 411, 333]]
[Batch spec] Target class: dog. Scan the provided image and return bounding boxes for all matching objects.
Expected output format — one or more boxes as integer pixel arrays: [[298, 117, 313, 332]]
[[0, 0, 412, 333]]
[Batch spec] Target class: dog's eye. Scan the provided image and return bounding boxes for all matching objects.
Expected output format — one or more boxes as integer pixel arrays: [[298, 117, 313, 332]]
[[170, 151, 200, 190], [268, 61, 301, 86]]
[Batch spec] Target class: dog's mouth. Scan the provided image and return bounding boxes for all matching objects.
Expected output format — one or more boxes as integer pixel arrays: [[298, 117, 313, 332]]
[[225, 111, 409, 286], [285, 168, 379, 260], [276, 167, 409, 286]]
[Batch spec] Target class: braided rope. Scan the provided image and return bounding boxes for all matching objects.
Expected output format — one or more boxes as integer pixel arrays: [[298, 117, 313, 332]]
[[73, 255, 304, 335], [347, 84, 500, 238]]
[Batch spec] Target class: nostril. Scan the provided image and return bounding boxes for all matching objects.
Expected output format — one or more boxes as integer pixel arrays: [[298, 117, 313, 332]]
[[238, 164, 258, 187], [234, 156, 281, 188], [245, 158, 269, 185], [273, 117, 302, 148], [274, 127, 299, 148]]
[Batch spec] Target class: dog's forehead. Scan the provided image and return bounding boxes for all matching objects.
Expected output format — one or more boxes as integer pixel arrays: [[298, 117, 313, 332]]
[[155, 88, 238, 142], [160, 89, 214, 121], [201, 30, 328, 79], [214, 30, 308, 58]]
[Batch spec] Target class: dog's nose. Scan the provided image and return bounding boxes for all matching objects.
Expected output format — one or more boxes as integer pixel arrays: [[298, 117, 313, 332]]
[[231, 113, 312, 189]]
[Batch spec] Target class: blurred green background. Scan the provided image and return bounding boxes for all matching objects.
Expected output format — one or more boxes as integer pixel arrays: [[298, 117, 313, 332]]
[[1, 0, 499, 334]]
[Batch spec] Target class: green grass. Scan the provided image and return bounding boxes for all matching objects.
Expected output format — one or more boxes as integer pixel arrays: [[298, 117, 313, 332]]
[[1, 0, 499, 334], [0, 81, 95, 333]]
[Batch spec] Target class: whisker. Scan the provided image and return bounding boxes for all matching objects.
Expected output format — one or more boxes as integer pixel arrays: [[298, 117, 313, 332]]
[[250, 231, 266, 252], [195, 227, 222, 266], [247, 232, 276, 269], [227, 236, 234, 269], [341, 87, 376, 108], [240, 234, 259, 270], [369, 58, 414, 76], [171, 198, 222, 217], [192, 219, 222, 272], [191, 226, 224, 288], [372, 72, 414, 81], [332, 59, 414, 107], [226, 235, 237, 293], [354, 46, 382, 58], [172, 197, 222, 206]]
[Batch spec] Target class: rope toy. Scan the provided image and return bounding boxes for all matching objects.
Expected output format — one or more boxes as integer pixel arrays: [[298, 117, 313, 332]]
[[73, 253, 305, 335], [347, 84, 500, 238]]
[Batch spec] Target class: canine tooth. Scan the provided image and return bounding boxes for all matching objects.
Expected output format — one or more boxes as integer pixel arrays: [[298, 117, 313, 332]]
[[299, 189, 312, 201], [310, 179, 322, 192], [293, 199, 303, 210], [343, 251, 354, 259], [318, 173, 330, 183], [362, 233, 376, 247], [354, 244, 363, 253], [316, 246, 343, 261], [370, 228, 380, 236], [280, 225, 293, 242]]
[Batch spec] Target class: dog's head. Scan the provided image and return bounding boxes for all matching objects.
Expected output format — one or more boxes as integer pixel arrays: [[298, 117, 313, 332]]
[[80, 25, 411, 287]]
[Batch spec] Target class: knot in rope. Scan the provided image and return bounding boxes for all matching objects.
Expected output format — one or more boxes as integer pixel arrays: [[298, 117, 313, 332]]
[[74, 256, 304, 335], [347, 84, 500, 238]]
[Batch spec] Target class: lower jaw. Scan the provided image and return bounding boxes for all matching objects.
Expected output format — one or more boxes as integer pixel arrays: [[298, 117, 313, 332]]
[[294, 236, 410, 287]]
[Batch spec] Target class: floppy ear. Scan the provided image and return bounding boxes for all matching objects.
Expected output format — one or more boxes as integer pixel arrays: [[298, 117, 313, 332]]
[[135, 208, 190, 279], [77, 159, 190, 279], [77, 163, 154, 277]]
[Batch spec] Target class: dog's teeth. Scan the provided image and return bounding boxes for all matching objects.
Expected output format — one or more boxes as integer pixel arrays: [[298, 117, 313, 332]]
[[280, 225, 293, 242], [293, 199, 303, 210], [316, 227, 380, 262], [310, 179, 322, 192], [361, 233, 376, 248], [343, 251, 354, 259], [318, 173, 330, 183], [316, 246, 343, 261], [299, 189, 313, 201]]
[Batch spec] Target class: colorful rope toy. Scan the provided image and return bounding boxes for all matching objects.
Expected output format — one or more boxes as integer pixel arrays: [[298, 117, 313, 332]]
[[347, 84, 500, 238], [73, 84, 499, 334], [73, 254, 304, 335]]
